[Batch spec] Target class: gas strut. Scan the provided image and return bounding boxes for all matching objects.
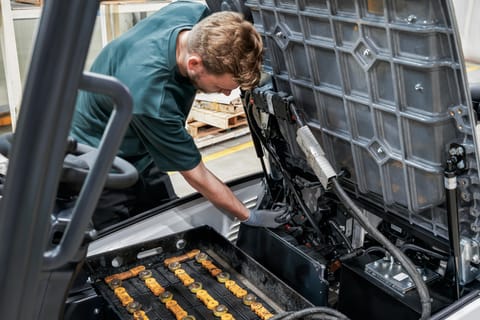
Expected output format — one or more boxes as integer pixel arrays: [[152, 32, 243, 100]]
[[445, 144, 467, 299]]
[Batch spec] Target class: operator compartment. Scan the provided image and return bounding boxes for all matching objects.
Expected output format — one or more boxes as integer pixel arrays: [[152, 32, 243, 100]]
[[72, 226, 312, 320]]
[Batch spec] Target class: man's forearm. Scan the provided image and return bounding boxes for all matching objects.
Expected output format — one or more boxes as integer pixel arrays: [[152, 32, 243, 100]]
[[180, 162, 249, 221]]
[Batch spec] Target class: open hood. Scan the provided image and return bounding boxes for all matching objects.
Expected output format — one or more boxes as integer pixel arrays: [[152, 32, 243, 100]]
[[240, 0, 480, 292], [231, 2, 480, 317], [247, 0, 478, 250]]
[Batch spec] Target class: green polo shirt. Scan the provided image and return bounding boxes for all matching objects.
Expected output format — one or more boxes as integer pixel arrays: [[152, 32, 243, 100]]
[[71, 0, 209, 174]]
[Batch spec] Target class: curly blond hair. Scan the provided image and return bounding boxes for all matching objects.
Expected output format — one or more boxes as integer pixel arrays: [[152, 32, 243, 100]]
[[187, 11, 263, 90]]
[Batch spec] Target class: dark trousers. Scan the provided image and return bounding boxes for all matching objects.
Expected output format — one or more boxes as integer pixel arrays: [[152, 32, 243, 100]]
[[91, 164, 178, 229]]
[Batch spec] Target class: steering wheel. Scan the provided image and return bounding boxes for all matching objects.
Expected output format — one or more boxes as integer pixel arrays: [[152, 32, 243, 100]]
[[0, 132, 138, 191]]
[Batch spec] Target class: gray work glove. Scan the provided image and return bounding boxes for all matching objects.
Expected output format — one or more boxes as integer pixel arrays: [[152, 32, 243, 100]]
[[242, 208, 285, 228]]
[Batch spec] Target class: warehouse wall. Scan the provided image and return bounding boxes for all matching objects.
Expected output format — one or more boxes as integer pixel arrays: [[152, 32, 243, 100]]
[[0, 19, 38, 110], [453, 0, 480, 63], [0, 9, 158, 117]]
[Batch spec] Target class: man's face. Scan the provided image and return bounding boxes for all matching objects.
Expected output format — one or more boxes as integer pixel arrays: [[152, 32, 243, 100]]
[[186, 57, 238, 96]]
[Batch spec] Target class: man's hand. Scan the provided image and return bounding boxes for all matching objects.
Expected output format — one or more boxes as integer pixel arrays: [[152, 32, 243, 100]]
[[242, 208, 286, 228]]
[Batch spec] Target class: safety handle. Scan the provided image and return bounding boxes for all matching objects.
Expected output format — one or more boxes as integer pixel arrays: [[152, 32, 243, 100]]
[[43, 71, 133, 270]]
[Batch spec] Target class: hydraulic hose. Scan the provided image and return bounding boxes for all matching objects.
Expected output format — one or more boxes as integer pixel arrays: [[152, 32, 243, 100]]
[[332, 178, 431, 320]]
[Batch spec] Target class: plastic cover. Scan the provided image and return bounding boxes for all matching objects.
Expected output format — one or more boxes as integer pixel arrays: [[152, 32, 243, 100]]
[[246, 0, 479, 239]]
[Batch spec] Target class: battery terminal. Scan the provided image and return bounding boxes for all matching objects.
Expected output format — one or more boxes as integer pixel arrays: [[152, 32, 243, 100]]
[[168, 261, 182, 272], [188, 281, 203, 293], [126, 301, 142, 314], [195, 252, 209, 262], [217, 271, 231, 283]]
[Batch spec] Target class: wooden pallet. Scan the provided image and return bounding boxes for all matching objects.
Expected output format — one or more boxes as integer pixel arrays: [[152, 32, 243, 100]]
[[191, 124, 251, 149], [14, 0, 42, 5], [193, 99, 243, 114], [187, 120, 247, 139], [188, 107, 246, 129], [0, 105, 11, 127], [186, 105, 250, 148]]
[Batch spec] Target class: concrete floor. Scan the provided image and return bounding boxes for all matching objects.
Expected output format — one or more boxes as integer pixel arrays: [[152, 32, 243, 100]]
[[467, 62, 480, 83]]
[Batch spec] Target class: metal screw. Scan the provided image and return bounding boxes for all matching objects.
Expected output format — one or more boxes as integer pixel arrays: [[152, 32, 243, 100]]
[[377, 147, 384, 154], [363, 49, 371, 57], [275, 31, 283, 38], [93, 308, 100, 315], [471, 208, 480, 217], [471, 223, 480, 233], [176, 239, 186, 250], [407, 14, 417, 23], [414, 83, 423, 91], [461, 192, 471, 201], [472, 254, 480, 264], [111, 256, 123, 268]]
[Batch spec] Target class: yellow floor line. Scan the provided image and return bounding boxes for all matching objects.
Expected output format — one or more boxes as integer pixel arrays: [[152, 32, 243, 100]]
[[202, 140, 254, 162], [167, 141, 254, 175], [466, 63, 480, 72]]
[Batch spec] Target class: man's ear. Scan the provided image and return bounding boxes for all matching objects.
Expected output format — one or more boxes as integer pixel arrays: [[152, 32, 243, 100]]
[[186, 55, 203, 73]]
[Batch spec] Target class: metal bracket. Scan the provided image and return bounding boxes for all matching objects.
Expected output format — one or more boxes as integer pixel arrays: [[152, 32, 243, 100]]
[[460, 238, 480, 284]]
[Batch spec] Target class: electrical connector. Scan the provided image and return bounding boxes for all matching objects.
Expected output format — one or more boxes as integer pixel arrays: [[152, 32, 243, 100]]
[[296, 126, 336, 189]]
